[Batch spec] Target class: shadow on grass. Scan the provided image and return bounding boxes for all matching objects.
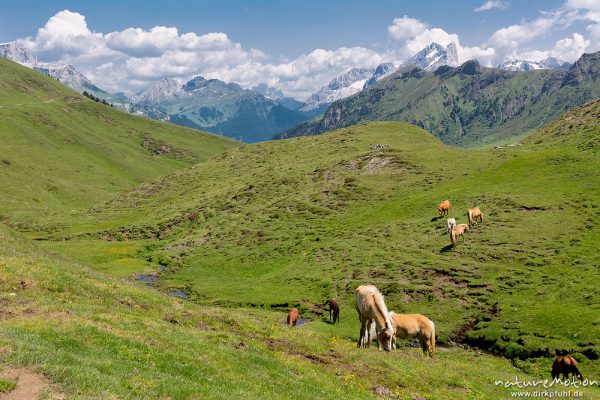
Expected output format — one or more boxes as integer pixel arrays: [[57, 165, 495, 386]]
[[440, 244, 454, 253], [430, 216, 441, 222]]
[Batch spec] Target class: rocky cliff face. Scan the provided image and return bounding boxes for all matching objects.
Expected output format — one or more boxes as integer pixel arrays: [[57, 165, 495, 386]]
[[300, 67, 374, 111], [364, 63, 396, 88], [403, 42, 459, 71], [0, 41, 37, 66]]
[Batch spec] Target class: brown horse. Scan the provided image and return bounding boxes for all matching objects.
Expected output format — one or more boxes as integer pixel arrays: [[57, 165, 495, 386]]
[[329, 299, 340, 324], [389, 312, 436, 357], [355, 285, 394, 351], [467, 207, 483, 226], [450, 223, 470, 248], [552, 353, 583, 380], [438, 200, 451, 218], [287, 308, 299, 326]]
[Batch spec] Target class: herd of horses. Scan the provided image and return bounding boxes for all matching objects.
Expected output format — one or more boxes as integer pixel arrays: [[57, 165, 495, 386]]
[[438, 199, 483, 249], [284, 199, 584, 380]]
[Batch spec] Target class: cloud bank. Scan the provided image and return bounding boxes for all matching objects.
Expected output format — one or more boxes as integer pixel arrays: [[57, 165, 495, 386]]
[[16, 4, 600, 99]]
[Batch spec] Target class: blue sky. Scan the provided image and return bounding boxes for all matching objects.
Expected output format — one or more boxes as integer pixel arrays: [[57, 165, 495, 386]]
[[1, 0, 598, 98]]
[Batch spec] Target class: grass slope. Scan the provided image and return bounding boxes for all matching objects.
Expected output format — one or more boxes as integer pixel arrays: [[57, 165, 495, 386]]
[[1, 223, 585, 399], [27, 113, 600, 385], [0, 57, 237, 219], [1, 58, 599, 398]]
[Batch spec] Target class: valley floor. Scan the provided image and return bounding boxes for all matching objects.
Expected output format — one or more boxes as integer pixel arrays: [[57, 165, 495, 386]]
[[1, 114, 599, 398]]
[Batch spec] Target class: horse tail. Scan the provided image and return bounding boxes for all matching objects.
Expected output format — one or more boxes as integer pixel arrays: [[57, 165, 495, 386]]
[[429, 320, 436, 358], [451, 231, 457, 247], [467, 210, 472, 225]]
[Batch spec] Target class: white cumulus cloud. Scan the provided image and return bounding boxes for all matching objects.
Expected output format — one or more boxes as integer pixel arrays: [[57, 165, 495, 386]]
[[474, 1, 509, 12], [15, 5, 600, 99]]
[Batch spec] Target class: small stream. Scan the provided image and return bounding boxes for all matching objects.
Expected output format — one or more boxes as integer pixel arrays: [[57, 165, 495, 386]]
[[135, 266, 187, 299]]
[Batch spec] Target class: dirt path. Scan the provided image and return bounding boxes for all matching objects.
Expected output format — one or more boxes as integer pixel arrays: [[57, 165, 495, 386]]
[[0, 369, 50, 400], [0, 98, 57, 109]]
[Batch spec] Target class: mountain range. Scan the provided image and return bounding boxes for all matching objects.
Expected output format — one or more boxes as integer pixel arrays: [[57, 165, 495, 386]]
[[277, 51, 598, 146], [128, 76, 315, 142], [1, 40, 579, 145], [299, 42, 461, 112]]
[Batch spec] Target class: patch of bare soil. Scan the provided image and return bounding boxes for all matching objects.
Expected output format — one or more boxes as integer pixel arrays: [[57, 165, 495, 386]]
[[372, 384, 395, 398], [0, 368, 62, 400]]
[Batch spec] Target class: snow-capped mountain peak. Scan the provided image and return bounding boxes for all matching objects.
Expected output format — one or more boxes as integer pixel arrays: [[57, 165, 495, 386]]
[[0, 41, 37, 67], [402, 42, 459, 72], [132, 78, 186, 104], [364, 62, 396, 89], [498, 57, 571, 71], [34, 64, 91, 86], [252, 83, 284, 100], [300, 67, 374, 111]]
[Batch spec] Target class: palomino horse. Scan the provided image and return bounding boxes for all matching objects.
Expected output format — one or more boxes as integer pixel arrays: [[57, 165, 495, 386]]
[[467, 207, 483, 226], [287, 308, 299, 326], [450, 224, 470, 248], [355, 285, 395, 351], [552, 353, 583, 380], [389, 312, 435, 357], [438, 200, 451, 218], [329, 299, 340, 324]]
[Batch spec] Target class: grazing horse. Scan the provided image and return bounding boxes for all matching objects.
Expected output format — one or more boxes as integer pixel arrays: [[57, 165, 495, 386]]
[[329, 299, 340, 324], [450, 224, 470, 248], [287, 308, 299, 326], [552, 353, 583, 380], [446, 218, 456, 233], [467, 207, 483, 226], [355, 285, 395, 351], [438, 200, 451, 218], [389, 312, 436, 357]]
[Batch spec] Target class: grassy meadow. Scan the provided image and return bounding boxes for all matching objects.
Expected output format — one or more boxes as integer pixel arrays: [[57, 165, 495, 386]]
[[0, 58, 599, 399]]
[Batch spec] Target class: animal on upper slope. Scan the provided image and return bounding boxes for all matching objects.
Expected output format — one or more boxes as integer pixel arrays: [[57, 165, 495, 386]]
[[467, 207, 483, 226], [451, 223, 470, 248], [446, 218, 456, 233], [438, 200, 451, 217]]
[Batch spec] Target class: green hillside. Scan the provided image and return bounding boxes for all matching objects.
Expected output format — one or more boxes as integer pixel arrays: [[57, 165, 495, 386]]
[[1, 217, 562, 399], [27, 118, 600, 380], [1, 56, 599, 399], [279, 52, 600, 147], [0, 57, 237, 219]]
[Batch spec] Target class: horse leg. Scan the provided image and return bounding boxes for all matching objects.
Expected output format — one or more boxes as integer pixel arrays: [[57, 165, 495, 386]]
[[358, 318, 367, 348]]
